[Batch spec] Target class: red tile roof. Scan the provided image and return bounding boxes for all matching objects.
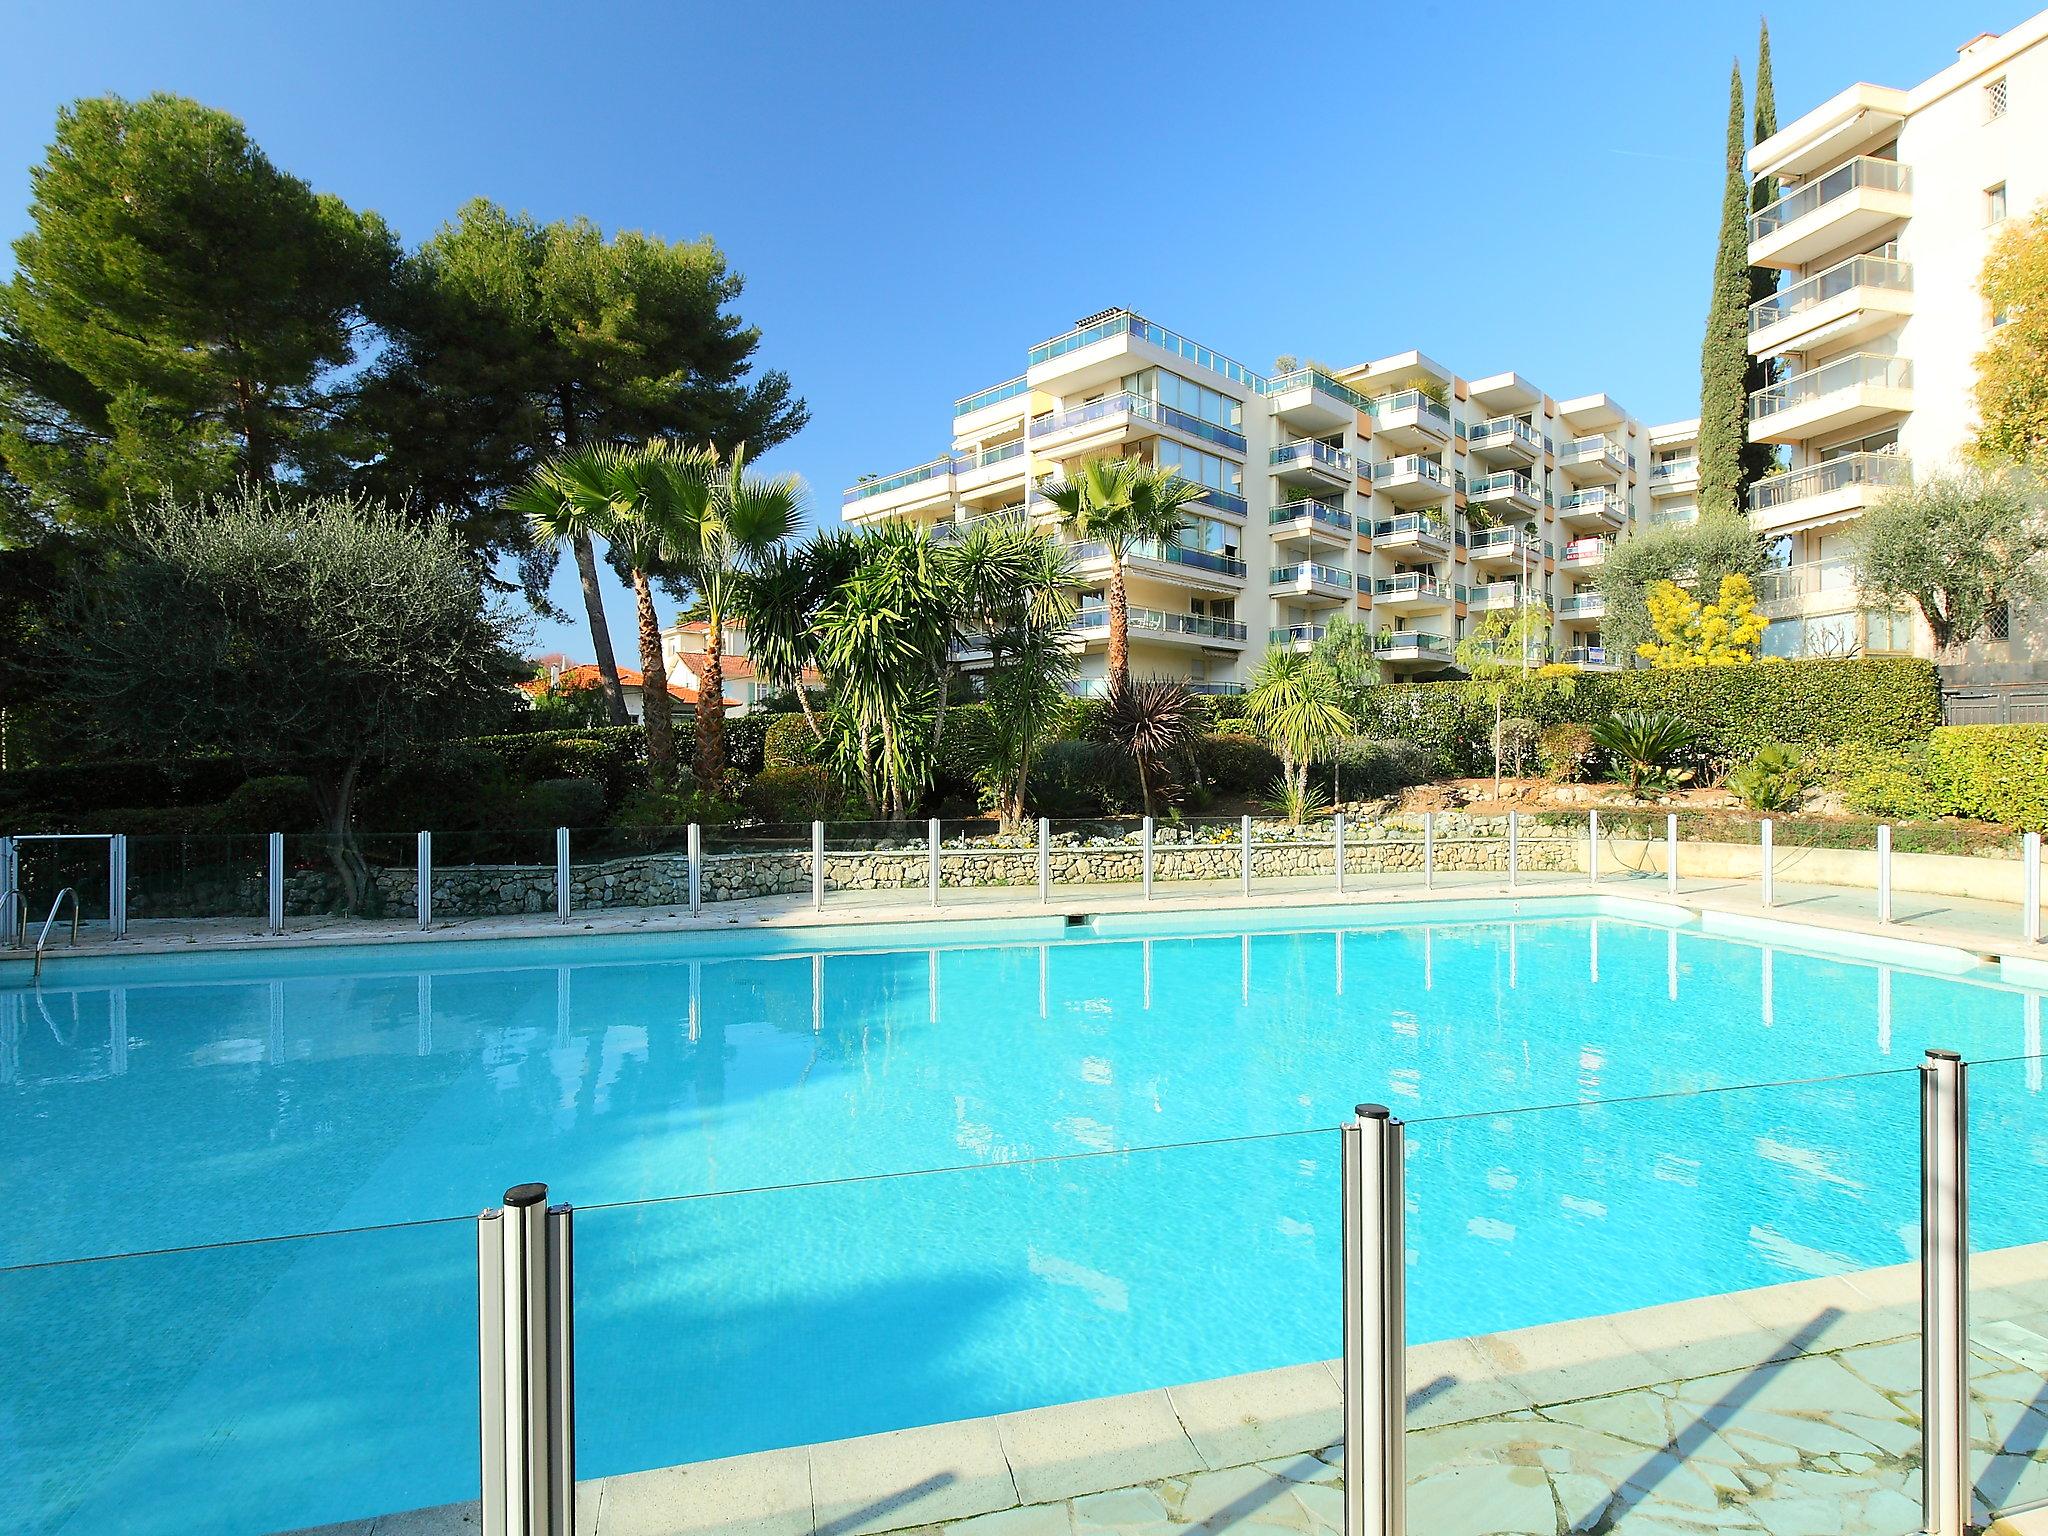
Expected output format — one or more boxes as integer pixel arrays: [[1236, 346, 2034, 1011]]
[[522, 663, 735, 708]]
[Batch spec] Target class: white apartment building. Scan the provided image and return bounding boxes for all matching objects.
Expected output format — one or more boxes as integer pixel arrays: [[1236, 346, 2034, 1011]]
[[1746, 12, 2047, 665], [842, 308, 1698, 694]]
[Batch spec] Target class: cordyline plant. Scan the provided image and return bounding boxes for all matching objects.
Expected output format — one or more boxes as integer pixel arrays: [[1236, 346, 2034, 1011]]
[[1099, 676, 1200, 819], [55, 487, 526, 911]]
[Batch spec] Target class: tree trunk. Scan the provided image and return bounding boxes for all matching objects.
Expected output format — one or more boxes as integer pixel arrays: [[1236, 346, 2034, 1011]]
[[631, 569, 677, 787], [1135, 752, 1153, 819], [695, 607, 728, 788], [309, 759, 370, 916], [573, 533, 632, 727], [1107, 556, 1131, 690]]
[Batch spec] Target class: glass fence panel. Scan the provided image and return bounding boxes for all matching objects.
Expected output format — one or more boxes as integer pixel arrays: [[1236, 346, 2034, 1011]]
[[1590, 810, 1680, 890], [275, 831, 421, 929], [568, 822, 694, 911], [700, 821, 812, 906], [123, 833, 270, 926], [937, 818, 1037, 902], [1247, 817, 1336, 890], [11, 836, 116, 925], [0, 1216, 478, 1536], [413, 827, 560, 923], [1406, 1070, 1924, 1534], [1969, 1048, 2048, 1524], [1510, 812, 1592, 889], [1424, 815, 1511, 890], [571, 1128, 1342, 1503]]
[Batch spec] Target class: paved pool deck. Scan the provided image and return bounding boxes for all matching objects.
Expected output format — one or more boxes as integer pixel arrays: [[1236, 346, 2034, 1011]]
[[288, 1243, 2048, 1536]]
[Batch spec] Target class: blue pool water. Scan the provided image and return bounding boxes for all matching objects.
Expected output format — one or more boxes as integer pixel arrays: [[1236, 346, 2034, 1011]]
[[5, 898, 2048, 1534]]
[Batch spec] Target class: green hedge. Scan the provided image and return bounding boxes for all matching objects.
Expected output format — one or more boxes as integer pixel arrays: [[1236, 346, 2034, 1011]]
[[1927, 725, 2048, 832], [1354, 658, 1939, 776]]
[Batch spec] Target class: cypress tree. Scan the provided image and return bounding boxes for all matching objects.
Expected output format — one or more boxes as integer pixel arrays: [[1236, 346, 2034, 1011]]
[[1743, 20, 1782, 490], [1697, 61, 1752, 524]]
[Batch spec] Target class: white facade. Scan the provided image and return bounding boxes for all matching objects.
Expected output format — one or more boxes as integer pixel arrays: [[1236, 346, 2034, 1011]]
[[1746, 12, 2048, 661], [843, 309, 1694, 692]]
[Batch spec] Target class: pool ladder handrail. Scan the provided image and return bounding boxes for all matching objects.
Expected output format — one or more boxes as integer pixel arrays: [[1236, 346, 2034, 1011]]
[[32, 887, 80, 981]]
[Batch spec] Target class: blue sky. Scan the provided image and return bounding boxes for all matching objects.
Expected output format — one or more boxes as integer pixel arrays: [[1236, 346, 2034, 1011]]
[[3, 0, 2033, 656]]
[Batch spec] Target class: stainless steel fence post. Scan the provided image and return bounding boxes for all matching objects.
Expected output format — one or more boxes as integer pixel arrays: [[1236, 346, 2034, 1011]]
[[1240, 814, 1253, 898], [1142, 817, 1154, 901], [418, 831, 433, 931], [928, 818, 941, 908], [554, 828, 570, 923], [1921, 1049, 1968, 1536], [1423, 811, 1435, 892], [2026, 831, 2043, 944], [1335, 812, 1347, 895], [478, 1183, 575, 1536], [1877, 823, 1893, 925], [109, 834, 128, 939], [267, 831, 285, 935], [687, 824, 702, 915], [0, 836, 17, 947], [1038, 818, 1050, 904], [1588, 810, 1599, 885], [1342, 1103, 1405, 1536], [1665, 813, 1679, 898], [811, 821, 825, 912], [1507, 809, 1519, 890], [1761, 818, 1774, 908]]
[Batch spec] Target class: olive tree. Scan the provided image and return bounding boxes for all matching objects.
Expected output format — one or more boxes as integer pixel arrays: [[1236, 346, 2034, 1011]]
[[56, 487, 526, 908], [1850, 466, 2048, 650]]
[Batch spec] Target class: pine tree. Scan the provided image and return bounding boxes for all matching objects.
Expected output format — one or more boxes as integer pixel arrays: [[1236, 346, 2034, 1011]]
[[1743, 20, 1782, 490], [1697, 61, 1752, 524]]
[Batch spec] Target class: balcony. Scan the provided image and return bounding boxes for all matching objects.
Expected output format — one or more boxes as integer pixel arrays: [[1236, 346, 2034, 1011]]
[[1648, 458, 1699, 497], [1027, 310, 1269, 398], [1372, 630, 1454, 668], [1270, 561, 1354, 604], [1269, 624, 1327, 653], [1468, 471, 1542, 517], [1371, 454, 1457, 507], [1755, 557, 1858, 611], [1467, 416, 1541, 467], [1557, 487, 1629, 533], [1370, 389, 1454, 452], [842, 455, 957, 516], [1467, 525, 1542, 571], [1748, 353, 1912, 446], [1268, 499, 1353, 545], [1467, 581, 1526, 612], [1562, 645, 1618, 671], [1748, 156, 1912, 270], [931, 505, 1028, 544], [1071, 606, 1248, 649], [1371, 513, 1453, 557], [1265, 367, 1371, 434], [1747, 451, 1912, 536], [1030, 391, 1249, 458], [1560, 536, 1610, 569], [953, 376, 1030, 427], [1748, 255, 1913, 358], [1373, 573, 1453, 611], [1069, 538, 1247, 594], [1557, 592, 1607, 625], [953, 439, 1027, 494], [1269, 438, 1354, 489], [1557, 435, 1628, 484]]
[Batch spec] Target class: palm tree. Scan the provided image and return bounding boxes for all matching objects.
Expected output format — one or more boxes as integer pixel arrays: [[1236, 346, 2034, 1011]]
[[737, 529, 860, 743], [511, 443, 694, 787], [646, 442, 805, 788], [1037, 457, 1207, 691], [1244, 649, 1354, 806]]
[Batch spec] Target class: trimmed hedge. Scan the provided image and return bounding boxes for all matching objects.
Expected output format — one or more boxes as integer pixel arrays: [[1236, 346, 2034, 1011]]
[[1353, 658, 1939, 777], [1927, 725, 2048, 832], [1194, 733, 1281, 793]]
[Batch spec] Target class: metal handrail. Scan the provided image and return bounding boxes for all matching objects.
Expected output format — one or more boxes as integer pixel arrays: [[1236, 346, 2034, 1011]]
[[33, 887, 80, 981]]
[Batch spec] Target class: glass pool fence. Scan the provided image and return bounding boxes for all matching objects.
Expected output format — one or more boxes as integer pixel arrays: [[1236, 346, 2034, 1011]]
[[8, 1051, 2046, 1534], [3, 811, 2042, 951]]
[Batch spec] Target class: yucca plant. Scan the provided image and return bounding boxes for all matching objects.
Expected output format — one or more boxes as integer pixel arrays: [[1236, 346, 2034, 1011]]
[[1263, 774, 1331, 826], [1100, 675, 1199, 818], [1588, 709, 1699, 797]]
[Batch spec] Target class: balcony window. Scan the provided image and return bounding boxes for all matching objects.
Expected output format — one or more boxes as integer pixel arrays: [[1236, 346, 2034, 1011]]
[[1988, 182, 2008, 225], [1155, 441, 1243, 499], [1133, 367, 1245, 432]]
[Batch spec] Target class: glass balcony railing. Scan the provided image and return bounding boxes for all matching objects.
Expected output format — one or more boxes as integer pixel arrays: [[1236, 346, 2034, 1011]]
[[1559, 489, 1627, 515], [1749, 353, 1912, 420], [1269, 624, 1326, 646], [1468, 417, 1540, 452], [1558, 593, 1607, 617], [1027, 310, 1268, 394], [1269, 439, 1354, 474], [1468, 581, 1525, 608], [1561, 537, 1610, 564], [1371, 513, 1452, 545], [1268, 499, 1353, 533], [1649, 458, 1698, 482], [1754, 557, 1858, 605], [1271, 562, 1354, 590], [953, 376, 1029, 417], [1373, 573, 1450, 601], [1373, 630, 1451, 655], [1749, 256, 1912, 334], [1564, 645, 1610, 666], [1069, 538, 1247, 579], [1194, 486, 1250, 517], [931, 506, 1030, 544], [1468, 525, 1531, 556], [1559, 435, 1625, 466], [1749, 156, 1910, 243], [1469, 470, 1540, 502], [1265, 366, 1374, 415], [1072, 607, 1248, 642], [843, 455, 955, 504], [1030, 392, 1248, 453], [958, 440, 1025, 472], [1372, 454, 1453, 489], [1748, 450, 1911, 514], [1371, 390, 1454, 430]]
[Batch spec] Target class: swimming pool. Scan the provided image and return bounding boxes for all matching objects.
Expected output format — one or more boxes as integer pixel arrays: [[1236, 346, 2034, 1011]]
[[5, 897, 2047, 1534]]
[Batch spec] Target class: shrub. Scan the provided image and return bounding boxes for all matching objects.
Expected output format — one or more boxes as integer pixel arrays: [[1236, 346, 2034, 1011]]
[[211, 775, 319, 833], [520, 777, 608, 829], [722, 711, 774, 778], [1724, 745, 1808, 813], [1214, 717, 1261, 738], [744, 764, 841, 822], [1537, 723, 1599, 782], [762, 712, 825, 767], [610, 784, 743, 828], [1320, 738, 1432, 800], [1840, 747, 1950, 822], [1030, 740, 1141, 816], [355, 745, 521, 833], [0, 754, 251, 822], [1263, 774, 1330, 825], [468, 726, 644, 802], [1589, 710, 1698, 796], [1194, 732, 1282, 793], [1927, 725, 2048, 831], [1495, 716, 1542, 778]]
